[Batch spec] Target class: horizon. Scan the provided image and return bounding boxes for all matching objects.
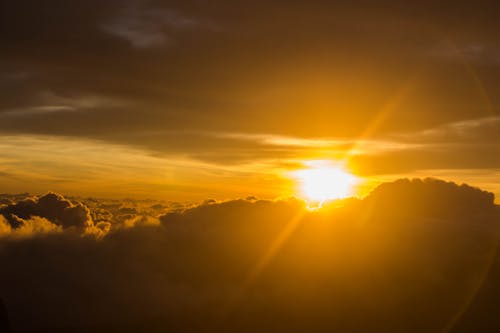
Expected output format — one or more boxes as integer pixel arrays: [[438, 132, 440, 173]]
[[0, 176, 498, 205]]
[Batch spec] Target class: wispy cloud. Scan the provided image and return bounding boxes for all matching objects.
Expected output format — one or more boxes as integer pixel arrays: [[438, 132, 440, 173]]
[[0, 92, 124, 118], [0, 105, 77, 117], [396, 116, 500, 143], [213, 132, 422, 154], [427, 42, 500, 65], [101, 2, 199, 48]]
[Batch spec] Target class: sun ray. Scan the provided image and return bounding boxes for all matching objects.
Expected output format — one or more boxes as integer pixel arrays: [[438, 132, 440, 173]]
[[219, 209, 307, 316]]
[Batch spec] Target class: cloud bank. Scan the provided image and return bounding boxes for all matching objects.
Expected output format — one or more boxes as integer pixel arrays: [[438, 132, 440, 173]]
[[0, 178, 499, 332], [0, 192, 108, 237]]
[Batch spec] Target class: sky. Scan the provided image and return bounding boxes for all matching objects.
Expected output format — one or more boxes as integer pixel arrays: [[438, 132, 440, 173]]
[[1, 0, 499, 200]]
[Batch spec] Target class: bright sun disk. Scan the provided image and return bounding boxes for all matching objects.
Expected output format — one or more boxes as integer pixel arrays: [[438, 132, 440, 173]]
[[293, 162, 358, 203]]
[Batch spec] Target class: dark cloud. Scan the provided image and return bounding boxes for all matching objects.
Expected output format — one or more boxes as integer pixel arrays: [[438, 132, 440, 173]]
[[0, 178, 499, 332], [349, 143, 500, 175], [363, 178, 495, 217], [0, 0, 499, 145], [341, 117, 500, 175], [0, 298, 9, 333], [0, 192, 110, 236], [0, 214, 61, 237], [100, 1, 201, 48], [1, 192, 90, 229]]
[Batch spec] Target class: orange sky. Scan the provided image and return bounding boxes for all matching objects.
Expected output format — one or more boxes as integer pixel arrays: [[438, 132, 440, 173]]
[[0, 1, 499, 201]]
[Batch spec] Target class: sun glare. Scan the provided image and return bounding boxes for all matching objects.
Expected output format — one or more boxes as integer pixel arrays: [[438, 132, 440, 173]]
[[293, 161, 358, 203]]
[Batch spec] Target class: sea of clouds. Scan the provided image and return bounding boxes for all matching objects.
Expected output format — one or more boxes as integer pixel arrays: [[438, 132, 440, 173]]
[[0, 178, 499, 333]]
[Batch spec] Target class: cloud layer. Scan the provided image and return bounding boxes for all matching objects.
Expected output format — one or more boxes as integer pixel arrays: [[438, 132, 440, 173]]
[[0, 178, 499, 332]]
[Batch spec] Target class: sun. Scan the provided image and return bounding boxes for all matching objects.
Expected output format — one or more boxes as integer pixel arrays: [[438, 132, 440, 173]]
[[293, 161, 358, 203]]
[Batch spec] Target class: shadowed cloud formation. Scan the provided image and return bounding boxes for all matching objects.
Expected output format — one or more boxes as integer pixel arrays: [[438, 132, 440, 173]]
[[0, 192, 107, 236], [0, 178, 499, 332]]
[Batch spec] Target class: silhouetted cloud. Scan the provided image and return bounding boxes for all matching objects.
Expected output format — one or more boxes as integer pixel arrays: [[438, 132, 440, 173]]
[[0, 298, 10, 333], [0, 192, 107, 236], [0, 215, 61, 237], [363, 178, 495, 218], [0, 179, 499, 332]]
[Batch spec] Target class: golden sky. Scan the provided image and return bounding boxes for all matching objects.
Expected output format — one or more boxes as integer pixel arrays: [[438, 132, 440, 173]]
[[0, 0, 499, 201]]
